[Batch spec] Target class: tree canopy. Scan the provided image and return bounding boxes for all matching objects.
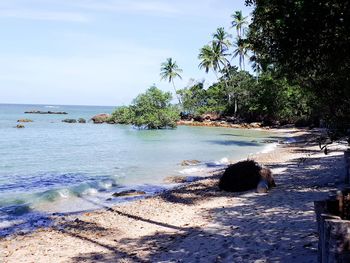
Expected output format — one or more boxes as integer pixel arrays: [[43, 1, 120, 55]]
[[246, 0, 350, 124], [112, 2, 350, 130], [111, 86, 179, 129]]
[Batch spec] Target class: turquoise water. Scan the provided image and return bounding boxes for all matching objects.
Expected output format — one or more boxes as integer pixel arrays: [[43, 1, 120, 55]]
[[0, 104, 280, 235]]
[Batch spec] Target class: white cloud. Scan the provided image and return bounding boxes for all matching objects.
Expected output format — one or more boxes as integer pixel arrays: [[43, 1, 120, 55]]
[[72, 0, 181, 16], [0, 9, 89, 22]]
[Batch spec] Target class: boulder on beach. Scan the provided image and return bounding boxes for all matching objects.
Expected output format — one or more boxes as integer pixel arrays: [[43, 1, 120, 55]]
[[112, 190, 146, 197], [249, 122, 262, 128], [202, 112, 221, 121], [219, 160, 275, 192], [181, 160, 201, 166], [91, 113, 111, 124], [62, 119, 77, 123], [17, 119, 33, 123]]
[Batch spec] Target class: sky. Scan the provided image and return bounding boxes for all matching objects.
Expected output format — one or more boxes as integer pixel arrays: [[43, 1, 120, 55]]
[[0, 0, 253, 106]]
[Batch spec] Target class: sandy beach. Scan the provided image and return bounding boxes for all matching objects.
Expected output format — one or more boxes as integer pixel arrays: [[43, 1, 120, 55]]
[[0, 129, 348, 263]]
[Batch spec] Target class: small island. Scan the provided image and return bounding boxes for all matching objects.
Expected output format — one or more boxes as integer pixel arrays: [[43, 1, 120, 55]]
[[25, 110, 68, 115]]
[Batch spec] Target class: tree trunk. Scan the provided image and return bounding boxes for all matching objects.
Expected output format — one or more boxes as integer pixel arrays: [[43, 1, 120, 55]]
[[172, 80, 182, 105], [234, 97, 238, 115], [217, 65, 232, 105]]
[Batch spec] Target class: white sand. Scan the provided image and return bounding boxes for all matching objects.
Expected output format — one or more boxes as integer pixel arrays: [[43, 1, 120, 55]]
[[0, 129, 348, 263]]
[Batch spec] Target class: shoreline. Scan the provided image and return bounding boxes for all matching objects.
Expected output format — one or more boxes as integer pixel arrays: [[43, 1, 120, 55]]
[[176, 119, 290, 130], [1, 128, 347, 262], [0, 126, 286, 233]]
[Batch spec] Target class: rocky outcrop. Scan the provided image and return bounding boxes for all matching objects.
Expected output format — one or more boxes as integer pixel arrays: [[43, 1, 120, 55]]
[[17, 119, 33, 123], [25, 110, 68, 114], [62, 118, 86, 123], [91, 114, 111, 124], [202, 113, 221, 121], [249, 122, 262, 128], [112, 190, 146, 197], [219, 160, 275, 193], [62, 119, 77, 123], [176, 120, 265, 129]]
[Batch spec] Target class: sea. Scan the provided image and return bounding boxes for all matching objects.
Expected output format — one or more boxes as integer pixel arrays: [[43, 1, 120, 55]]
[[0, 103, 282, 236]]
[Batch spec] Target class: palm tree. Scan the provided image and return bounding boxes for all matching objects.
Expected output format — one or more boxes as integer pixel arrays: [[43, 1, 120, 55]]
[[160, 58, 183, 104], [232, 37, 250, 71], [249, 53, 262, 80], [198, 42, 229, 78], [212, 27, 232, 52], [199, 42, 233, 109], [231, 11, 248, 38]]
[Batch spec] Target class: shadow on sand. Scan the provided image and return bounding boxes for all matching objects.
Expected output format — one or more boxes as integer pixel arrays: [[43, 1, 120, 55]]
[[2, 139, 346, 262], [68, 144, 345, 262]]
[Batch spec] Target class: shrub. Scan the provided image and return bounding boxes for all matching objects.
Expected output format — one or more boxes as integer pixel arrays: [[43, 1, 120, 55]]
[[110, 86, 180, 129]]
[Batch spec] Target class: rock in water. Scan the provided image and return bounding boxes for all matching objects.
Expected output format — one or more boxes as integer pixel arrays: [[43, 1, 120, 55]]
[[219, 160, 275, 192], [17, 119, 33, 123], [112, 190, 146, 197], [62, 119, 77, 123], [91, 113, 111, 124], [78, 118, 86, 123], [16, 124, 25, 128], [181, 160, 201, 166], [25, 110, 67, 114]]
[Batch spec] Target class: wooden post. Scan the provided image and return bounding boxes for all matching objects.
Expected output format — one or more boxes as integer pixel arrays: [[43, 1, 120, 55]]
[[344, 150, 350, 184], [315, 201, 328, 262], [324, 218, 350, 263], [326, 199, 340, 217], [321, 214, 342, 263], [315, 194, 350, 262], [337, 191, 344, 219]]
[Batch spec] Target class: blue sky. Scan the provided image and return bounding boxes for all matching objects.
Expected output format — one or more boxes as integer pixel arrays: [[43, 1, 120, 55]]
[[0, 0, 252, 106]]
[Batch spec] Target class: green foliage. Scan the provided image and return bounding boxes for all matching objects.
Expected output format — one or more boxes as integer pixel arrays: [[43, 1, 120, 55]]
[[198, 42, 229, 75], [110, 5, 339, 128], [111, 86, 180, 129], [243, 72, 313, 123], [177, 80, 227, 116], [178, 66, 312, 124], [246, 0, 350, 123], [110, 106, 134, 124]]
